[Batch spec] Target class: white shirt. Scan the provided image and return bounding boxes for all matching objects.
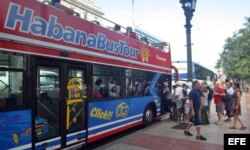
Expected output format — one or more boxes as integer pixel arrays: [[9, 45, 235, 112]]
[[174, 86, 183, 100], [186, 88, 192, 104], [207, 80, 214, 89], [202, 92, 208, 106], [227, 87, 234, 96], [187, 88, 191, 95]]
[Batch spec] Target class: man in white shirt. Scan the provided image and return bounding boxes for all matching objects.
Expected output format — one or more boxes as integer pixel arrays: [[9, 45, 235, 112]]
[[201, 82, 209, 125], [226, 82, 234, 96], [174, 81, 183, 122], [225, 81, 234, 121], [206, 76, 214, 89]]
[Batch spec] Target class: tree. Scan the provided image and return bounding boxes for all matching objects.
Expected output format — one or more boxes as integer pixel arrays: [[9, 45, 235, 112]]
[[216, 17, 250, 82]]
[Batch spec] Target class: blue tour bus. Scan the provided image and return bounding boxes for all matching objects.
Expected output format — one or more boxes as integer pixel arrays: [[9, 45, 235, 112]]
[[172, 61, 217, 82], [0, 0, 173, 149]]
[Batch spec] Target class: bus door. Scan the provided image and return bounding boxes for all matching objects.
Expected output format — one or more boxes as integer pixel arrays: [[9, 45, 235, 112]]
[[65, 64, 88, 147], [34, 58, 88, 149]]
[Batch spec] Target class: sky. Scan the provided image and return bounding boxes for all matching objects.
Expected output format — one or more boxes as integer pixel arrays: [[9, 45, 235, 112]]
[[92, 0, 250, 71]]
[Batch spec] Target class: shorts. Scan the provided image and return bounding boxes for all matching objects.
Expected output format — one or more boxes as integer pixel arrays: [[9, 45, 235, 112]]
[[216, 103, 224, 113], [190, 110, 201, 126], [176, 99, 182, 109], [184, 103, 190, 114]]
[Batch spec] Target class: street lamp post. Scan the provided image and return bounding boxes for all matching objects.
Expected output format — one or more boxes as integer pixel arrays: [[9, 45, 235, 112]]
[[179, 0, 197, 82], [132, 0, 135, 26]]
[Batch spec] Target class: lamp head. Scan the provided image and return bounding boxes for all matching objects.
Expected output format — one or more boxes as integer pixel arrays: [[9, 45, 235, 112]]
[[192, 0, 197, 11], [180, 0, 197, 11]]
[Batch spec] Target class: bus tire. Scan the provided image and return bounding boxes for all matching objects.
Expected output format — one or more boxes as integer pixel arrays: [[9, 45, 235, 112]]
[[142, 104, 155, 127]]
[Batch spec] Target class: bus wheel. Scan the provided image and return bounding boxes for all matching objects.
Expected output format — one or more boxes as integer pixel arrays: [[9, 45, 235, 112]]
[[143, 105, 154, 127]]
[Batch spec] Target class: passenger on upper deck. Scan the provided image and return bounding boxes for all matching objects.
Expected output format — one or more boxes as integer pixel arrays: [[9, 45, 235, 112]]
[[50, 0, 75, 15], [91, 20, 101, 25], [113, 24, 123, 34], [125, 27, 137, 39], [140, 37, 149, 45]]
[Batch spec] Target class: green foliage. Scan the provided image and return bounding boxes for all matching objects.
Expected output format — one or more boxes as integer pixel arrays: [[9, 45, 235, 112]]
[[216, 17, 250, 82]]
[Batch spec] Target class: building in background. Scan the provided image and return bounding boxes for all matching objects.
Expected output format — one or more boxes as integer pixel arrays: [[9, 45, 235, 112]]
[[61, 0, 104, 20]]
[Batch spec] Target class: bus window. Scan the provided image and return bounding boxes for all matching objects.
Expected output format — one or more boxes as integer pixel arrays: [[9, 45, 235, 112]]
[[125, 69, 145, 97], [0, 71, 23, 107], [36, 67, 60, 141], [93, 64, 122, 76], [108, 77, 121, 97], [93, 76, 108, 98], [0, 52, 24, 69], [93, 64, 123, 99], [129, 79, 142, 96], [0, 52, 24, 108]]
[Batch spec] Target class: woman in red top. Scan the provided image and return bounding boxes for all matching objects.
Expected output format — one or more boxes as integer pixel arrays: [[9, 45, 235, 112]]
[[213, 81, 225, 125]]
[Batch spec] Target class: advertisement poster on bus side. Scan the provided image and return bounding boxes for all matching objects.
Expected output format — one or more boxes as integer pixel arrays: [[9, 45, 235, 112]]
[[0, 109, 32, 149]]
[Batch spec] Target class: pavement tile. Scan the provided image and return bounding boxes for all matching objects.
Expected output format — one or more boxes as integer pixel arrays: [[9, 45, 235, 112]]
[[129, 133, 223, 150], [103, 143, 150, 150], [171, 140, 223, 150]]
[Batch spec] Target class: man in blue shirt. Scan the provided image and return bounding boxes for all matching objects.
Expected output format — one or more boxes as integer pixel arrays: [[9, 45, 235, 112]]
[[184, 80, 207, 141]]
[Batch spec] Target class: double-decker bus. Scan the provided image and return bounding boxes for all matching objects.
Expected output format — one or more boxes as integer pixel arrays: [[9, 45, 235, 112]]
[[172, 61, 216, 82], [0, 0, 173, 149]]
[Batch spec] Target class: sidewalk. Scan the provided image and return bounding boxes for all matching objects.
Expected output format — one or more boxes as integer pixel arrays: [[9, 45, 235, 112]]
[[96, 93, 250, 150]]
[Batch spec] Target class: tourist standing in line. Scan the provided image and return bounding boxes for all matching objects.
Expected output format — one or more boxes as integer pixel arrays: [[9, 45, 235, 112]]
[[183, 82, 192, 123], [206, 76, 214, 118], [201, 81, 209, 125], [184, 81, 206, 141], [174, 81, 183, 122], [229, 82, 246, 130], [225, 81, 234, 121], [213, 81, 225, 125]]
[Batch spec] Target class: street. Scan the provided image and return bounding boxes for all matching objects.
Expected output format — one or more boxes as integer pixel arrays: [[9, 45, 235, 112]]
[[86, 92, 250, 150]]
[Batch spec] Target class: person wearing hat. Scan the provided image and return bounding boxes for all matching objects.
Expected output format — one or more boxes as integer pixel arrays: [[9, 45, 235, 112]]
[[174, 81, 183, 122]]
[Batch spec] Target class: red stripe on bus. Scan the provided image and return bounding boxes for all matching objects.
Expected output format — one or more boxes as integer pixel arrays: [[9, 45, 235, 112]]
[[0, 40, 170, 74], [87, 120, 143, 143]]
